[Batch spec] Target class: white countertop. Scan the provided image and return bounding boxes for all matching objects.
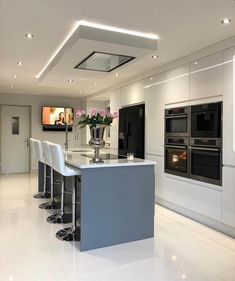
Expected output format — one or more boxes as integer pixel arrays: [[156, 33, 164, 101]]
[[64, 149, 156, 169]]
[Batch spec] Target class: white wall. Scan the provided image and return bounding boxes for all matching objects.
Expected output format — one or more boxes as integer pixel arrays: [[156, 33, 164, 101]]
[[0, 93, 81, 169], [92, 36, 235, 236]]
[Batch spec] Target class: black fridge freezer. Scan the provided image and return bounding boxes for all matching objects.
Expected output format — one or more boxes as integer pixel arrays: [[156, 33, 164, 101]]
[[118, 104, 145, 159]]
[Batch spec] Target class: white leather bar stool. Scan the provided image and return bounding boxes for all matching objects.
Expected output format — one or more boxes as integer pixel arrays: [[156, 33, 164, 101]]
[[39, 141, 60, 210], [49, 143, 81, 241], [33, 139, 51, 199], [46, 143, 73, 225]]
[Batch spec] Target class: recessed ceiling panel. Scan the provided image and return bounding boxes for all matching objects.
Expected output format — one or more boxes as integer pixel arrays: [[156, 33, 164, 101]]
[[74, 51, 135, 72]]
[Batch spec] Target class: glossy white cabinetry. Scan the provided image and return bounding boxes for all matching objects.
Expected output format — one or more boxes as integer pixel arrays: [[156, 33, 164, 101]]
[[121, 81, 145, 107], [145, 64, 189, 156], [188, 183, 222, 221], [189, 52, 224, 100], [222, 166, 235, 227], [145, 80, 165, 156], [223, 47, 235, 166], [108, 41, 235, 236]]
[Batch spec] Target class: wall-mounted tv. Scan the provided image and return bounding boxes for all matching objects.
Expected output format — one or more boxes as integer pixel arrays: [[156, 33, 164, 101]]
[[42, 106, 74, 131]]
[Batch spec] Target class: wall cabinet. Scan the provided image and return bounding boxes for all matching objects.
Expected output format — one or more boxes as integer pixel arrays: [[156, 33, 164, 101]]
[[189, 52, 224, 100]]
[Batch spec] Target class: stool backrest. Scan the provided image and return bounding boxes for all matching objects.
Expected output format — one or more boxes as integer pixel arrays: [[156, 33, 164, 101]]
[[42, 141, 52, 166], [49, 143, 65, 175], [34, 140, 45, 163], [29, 138, 36, 157]]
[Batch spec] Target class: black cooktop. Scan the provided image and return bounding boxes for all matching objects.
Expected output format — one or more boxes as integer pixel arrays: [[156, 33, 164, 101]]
[[81, 153, 126, 160]]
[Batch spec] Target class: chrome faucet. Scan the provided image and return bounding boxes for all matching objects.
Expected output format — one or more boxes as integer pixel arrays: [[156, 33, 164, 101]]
[[64, 124, 79, 151], [64, 124, 69, 151]]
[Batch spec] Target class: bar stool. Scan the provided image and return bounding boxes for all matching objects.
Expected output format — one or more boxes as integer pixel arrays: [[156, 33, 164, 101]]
[[46, 143, 73, 225], [39, 141, 60, 210], [32, 139, 51, 199], [49, 143, 81, 241]]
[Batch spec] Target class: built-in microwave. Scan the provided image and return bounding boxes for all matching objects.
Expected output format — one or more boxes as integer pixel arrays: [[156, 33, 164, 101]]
[[191, 102, 222, 138], [165, 106, 190, 137]]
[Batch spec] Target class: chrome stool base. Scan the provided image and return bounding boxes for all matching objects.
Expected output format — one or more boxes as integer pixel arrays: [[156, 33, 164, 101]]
[[56, 227, 80, 241], [39, 201, 60, 210], [46, 213, 72, 224], [33, 192, 51, 199]]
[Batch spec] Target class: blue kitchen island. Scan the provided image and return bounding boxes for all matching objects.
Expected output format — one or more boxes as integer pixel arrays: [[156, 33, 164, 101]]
[[65, 151, 156, 251]]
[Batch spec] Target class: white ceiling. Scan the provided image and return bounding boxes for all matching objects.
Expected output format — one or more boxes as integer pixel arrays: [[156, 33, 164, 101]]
[[0, 0, 235, 98]]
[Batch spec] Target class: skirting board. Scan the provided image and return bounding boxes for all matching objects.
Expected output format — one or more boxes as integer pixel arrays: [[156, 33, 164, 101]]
[[156, 197, 235, 239]]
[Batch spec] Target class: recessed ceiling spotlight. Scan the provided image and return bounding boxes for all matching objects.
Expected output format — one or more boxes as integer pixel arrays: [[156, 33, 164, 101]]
[[25, 33, 34, 39], [152, 55, 158, 59], [10, 85, 14, 88], [149, 77, 153, 80], [194, 61, 198, 65], [221, 18, 231, 24], [17, 61, 23, 66], [68, 79, 73, 83], [114, 73, 119, 77], [12, 75, 17, 78]]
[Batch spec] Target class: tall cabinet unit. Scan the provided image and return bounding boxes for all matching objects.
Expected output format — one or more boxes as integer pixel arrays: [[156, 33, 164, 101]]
[[222, 46, 235, 228]]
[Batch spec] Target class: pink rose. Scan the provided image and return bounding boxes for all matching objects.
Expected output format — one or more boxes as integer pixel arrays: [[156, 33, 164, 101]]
[[81, 110, 86, 115], [99, 110, 106, 117], [90, 108, 97, 117], [112, 112, 118, 118], [76, 109, 85, 118]]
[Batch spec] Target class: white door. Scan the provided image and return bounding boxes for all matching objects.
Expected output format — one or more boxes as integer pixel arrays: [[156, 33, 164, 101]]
[[0, 105, 30, 173]]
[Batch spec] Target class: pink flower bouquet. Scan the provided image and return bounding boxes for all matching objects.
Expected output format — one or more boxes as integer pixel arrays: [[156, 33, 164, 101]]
[[75, 109, 118, 128]]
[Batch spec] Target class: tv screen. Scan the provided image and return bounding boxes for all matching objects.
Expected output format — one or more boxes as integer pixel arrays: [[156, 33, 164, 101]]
[[42, 106, 74, 126]]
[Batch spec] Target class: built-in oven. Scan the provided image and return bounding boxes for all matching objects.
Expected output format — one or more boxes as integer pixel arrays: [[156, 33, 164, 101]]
[[191, 102, 222, 138], [165, 106, 190, 137], [190, 138, 222, 186], [164, 137, 189, 178]]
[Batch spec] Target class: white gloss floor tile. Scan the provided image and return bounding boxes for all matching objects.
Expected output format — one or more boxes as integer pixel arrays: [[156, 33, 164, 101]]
[[0, 172, 235, 281]]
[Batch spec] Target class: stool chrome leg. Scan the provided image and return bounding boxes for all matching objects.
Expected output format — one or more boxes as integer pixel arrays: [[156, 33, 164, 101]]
[[56, 176, 80, 241], [34, 163, 51, 199], [39, 168, 60, 209], [47, 176, 72, 224]]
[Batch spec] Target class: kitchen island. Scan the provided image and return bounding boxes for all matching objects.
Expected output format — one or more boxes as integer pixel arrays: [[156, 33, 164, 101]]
[[66, 151, 155, 251], [39, 150, 156, 251]]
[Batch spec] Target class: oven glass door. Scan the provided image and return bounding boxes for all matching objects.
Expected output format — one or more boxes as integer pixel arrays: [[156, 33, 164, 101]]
[[191, 110, 220, 138], [165, 115, 187, 134], [190, 147, 221, 182], [165, 146, 188, 174]]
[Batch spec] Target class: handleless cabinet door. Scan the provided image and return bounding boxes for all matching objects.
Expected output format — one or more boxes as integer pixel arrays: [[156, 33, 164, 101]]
[[189, 52, 224, 100], [223, 46, 235, 167]]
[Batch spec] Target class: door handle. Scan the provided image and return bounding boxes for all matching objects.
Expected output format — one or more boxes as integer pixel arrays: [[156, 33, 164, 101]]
[[24, 138, 29, 147]]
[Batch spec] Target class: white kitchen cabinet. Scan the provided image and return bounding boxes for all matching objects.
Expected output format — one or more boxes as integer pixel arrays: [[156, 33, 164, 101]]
[[189, 52, 223, 100], [188, 183, 222, 221], [145, 65, 190, 156], [222, 166, 235, 227], [121, 81, 145, 107], [223, 47, 235, 166], [145, 77, 165, 156], [162, 64, 190, 105]]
